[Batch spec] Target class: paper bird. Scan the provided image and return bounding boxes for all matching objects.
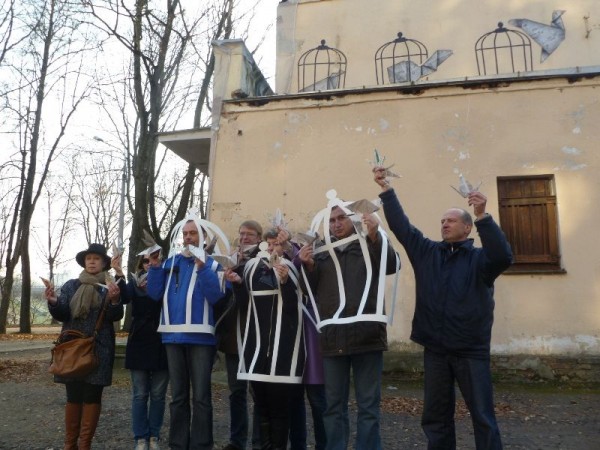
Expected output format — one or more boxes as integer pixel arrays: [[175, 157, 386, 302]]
[[212, 254, 239, 269], [187, 245, 206, 263], [270, 208, 287, 229], [368, 149, 401, 179], [111, 242, 122, 258], [130, 272, 148, 287], [346, 199, 380, 215], [266, 252, 281, 270], [137, 230, 162, 257], [40, 277, 53, 288], [387, 49, 453, 83], [96, 273, 116, 290], [291, 231, 320, 247], [509, 10, 566, 63], [451, 174, 482, 198], [204, 236, 218, 255]]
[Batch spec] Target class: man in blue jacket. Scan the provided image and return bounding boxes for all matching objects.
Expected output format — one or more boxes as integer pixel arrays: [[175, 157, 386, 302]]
[[373, 168, 512, 450], [147, 219, 224, 450]]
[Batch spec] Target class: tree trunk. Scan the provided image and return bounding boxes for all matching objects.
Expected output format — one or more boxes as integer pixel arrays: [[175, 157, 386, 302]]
[[19, 234, 32, 333]]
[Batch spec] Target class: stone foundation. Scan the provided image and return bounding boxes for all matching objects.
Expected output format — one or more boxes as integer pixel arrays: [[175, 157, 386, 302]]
[[383, 348, 600, 384]]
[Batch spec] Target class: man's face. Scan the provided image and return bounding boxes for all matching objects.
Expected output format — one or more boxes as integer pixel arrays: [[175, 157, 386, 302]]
[[329, 207, 355, 240], [85, 254, 105, 275], [441, 209, 471, 243], [266, 237, 284, 256], [239, 226, 261, 246], [182, 221, 200, 247]]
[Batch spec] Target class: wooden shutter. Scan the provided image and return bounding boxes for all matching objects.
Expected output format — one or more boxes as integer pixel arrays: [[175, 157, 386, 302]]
[[497, 175, 562, 272]]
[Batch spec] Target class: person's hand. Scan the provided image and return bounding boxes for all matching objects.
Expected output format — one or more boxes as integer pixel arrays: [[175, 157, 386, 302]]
[[274, 263, 289, 284], [276, 226, 291, 243], [106, 281, 120, 304], [111, 255, 124, 277], [363, 213, 380, 242], [468, 191, 487, 219], [44, 286, 57, 305], [298, 244, 315, 271], [224, 268, 242, 284], [373, 166, 391, 191]]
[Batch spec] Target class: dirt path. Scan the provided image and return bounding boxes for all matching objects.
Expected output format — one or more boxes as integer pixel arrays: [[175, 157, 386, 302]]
[[1, 341, 599, 449]]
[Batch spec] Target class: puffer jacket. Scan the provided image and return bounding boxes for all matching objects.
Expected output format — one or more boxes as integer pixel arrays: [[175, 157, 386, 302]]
[[379, 188, 513, 359], [302, 234, 399, 357]]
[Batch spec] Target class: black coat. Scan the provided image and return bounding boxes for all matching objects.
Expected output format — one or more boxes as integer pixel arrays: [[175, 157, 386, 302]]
[[380, 188, 513, 359], [302, 234, 398, 357], [49, 279, 124, 386], [122, 279, 168, 371]]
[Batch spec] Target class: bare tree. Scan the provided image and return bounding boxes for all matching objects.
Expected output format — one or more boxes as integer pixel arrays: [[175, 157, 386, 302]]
[[84, 0, 239, 273], [0, 0, 99, 333], [32, 174, 76, 284], [69, 152, 125, 249]]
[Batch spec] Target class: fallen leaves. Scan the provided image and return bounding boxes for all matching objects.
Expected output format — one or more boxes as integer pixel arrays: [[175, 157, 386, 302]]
[[0, 359, 47, 382]]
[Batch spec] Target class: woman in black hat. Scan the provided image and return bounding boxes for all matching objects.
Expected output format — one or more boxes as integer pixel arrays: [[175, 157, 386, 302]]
[[44, 243, 124, 450]]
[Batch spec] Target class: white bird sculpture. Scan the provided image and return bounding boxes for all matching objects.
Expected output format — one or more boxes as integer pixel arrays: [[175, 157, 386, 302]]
[[509, 10, 566, 63]]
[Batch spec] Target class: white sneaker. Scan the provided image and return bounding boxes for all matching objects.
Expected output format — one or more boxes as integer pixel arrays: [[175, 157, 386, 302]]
[[149, 437, 161, 450], [135, 439, 149, 450]]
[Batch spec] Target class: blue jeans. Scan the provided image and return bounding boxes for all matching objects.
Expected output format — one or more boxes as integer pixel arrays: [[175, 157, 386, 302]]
[[131, 369, 169, 440], [289, 384, 327, 450], [422, 349, 503, 450], [323, 352, 383, 450], [166, 344, 215, 450]]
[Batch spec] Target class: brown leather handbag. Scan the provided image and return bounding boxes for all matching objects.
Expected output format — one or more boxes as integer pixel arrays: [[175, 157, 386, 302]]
[[48, 298, 108, 378]]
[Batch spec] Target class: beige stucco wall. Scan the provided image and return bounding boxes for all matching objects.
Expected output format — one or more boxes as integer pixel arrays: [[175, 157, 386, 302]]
[[276, 0, 600, 93], [208, 76, 600, 356]]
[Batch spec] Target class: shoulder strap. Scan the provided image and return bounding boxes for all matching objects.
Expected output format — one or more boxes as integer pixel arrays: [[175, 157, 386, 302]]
[[93, 296, 110, 335]]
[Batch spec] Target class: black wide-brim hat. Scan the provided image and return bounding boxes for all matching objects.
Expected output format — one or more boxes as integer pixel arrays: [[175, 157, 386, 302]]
[[75, 243, 112, 270]]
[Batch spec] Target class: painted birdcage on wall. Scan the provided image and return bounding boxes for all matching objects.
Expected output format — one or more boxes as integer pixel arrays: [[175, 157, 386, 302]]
[[375, 32, 429, 84], [475, 22, 533, 75], [297, 39, 347, 92]]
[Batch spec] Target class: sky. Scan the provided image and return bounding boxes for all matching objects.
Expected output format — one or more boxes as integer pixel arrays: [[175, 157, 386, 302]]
[[28, 0, 282, 283]]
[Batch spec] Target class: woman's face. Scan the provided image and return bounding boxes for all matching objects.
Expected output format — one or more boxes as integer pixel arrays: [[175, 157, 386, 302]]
[[85, 254, 105, 275]]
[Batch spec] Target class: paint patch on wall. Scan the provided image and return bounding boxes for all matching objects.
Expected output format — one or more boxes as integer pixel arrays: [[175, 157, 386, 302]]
[[379, 118, 390, 131], [565, 162, 587, 171], [492, 335, 600, 355], [572, 126, 581, 134], [458, 151, 470, 160], [522, 163, 535, 169], [561, 146, 581, 155]]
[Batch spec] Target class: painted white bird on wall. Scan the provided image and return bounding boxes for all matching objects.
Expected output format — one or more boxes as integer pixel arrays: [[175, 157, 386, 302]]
[[387, 50, 453, 83], [509, 10, 566, 63]]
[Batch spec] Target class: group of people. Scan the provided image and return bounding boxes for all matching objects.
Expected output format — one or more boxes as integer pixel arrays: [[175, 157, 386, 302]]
[[45, 165, 512, 450]]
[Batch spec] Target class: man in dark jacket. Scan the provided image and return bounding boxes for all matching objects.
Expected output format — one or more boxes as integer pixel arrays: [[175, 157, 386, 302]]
[[373, 168, 512, 450], [299, 203, 399, 450]]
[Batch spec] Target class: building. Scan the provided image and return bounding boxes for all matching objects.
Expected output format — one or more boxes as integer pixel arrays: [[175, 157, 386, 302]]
[[160, 0, 600, 381]]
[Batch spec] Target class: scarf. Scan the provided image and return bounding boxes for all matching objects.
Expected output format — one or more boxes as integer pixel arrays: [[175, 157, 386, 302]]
[[70, 270, 107, 320]]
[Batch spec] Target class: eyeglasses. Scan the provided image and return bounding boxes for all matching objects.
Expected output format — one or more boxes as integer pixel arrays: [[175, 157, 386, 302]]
[[142, 259, 150, 264]]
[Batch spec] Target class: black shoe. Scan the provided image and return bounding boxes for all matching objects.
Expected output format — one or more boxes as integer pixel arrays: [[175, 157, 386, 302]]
[[221, 444, 242, 450]]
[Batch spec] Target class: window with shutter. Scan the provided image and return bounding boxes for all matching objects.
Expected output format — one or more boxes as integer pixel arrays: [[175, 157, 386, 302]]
[[497, 175, 564, 273]]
